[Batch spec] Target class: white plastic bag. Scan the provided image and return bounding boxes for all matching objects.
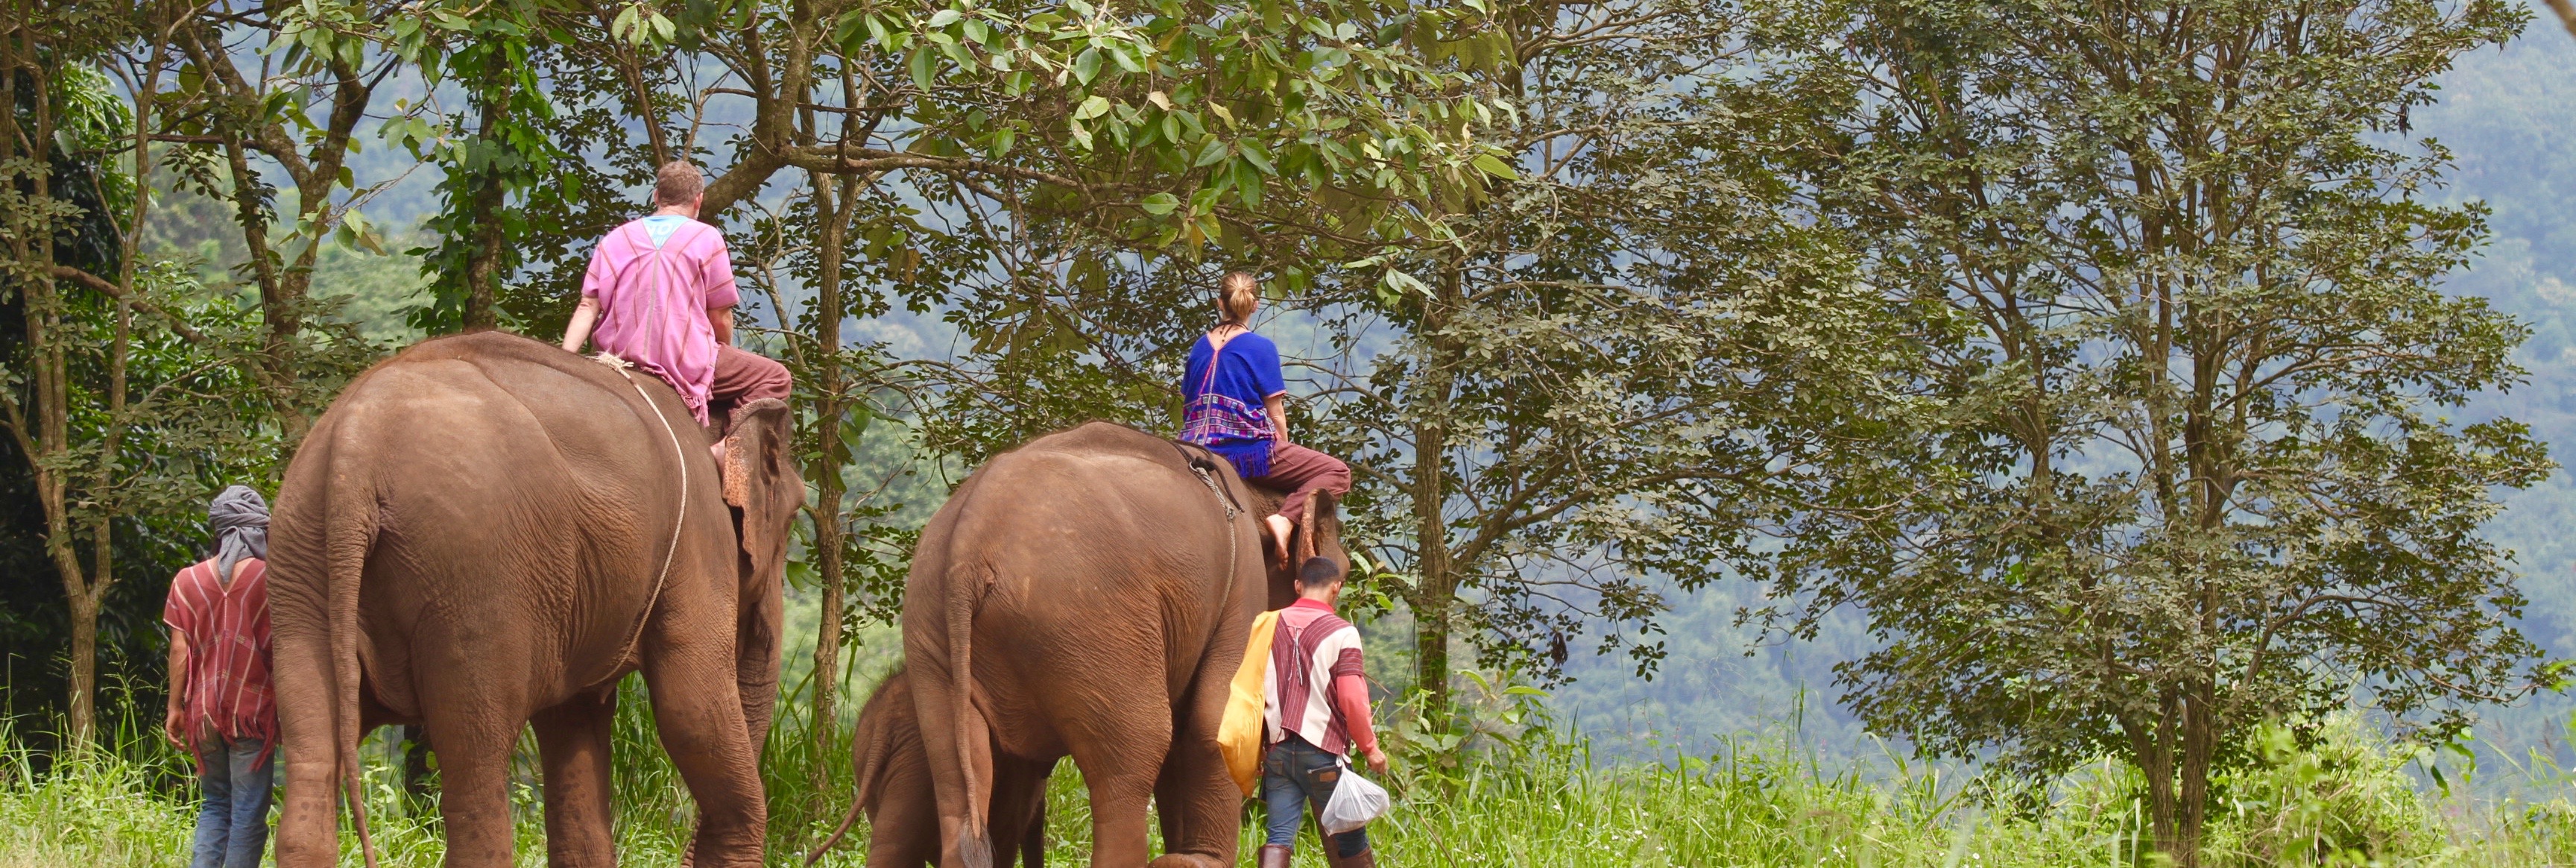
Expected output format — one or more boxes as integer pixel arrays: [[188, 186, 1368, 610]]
[[1319, 759, 1390, 834]]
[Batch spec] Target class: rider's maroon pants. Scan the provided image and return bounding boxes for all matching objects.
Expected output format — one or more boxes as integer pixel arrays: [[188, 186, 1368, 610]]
[[709, 345, 792, 432], [1251, 443, 1351, 523]]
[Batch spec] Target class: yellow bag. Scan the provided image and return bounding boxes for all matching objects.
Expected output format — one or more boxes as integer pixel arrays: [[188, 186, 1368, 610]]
[[1219, 610, 1281, 797]]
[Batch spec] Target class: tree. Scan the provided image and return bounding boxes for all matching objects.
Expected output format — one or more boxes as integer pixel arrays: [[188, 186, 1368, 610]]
[[157, 0, 402, 433], [1311, 0, 1918, 712], [1, 4, 283, 740], [1766, 0, 2555, 861]]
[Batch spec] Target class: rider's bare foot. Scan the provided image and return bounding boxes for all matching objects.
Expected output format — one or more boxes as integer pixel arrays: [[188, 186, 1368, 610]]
[[1266, 514, 1294, 563], [709, 438, 728, 467]]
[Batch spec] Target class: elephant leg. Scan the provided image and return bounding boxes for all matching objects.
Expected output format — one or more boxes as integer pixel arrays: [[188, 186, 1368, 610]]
[[1070, 714, 1169, 868], [643, 648, 766, 868], [1146, 640, 1246, 868], [425, 710, 528, 868], [988, 756, 1052, 868], [533, 687, 619, 868], [270, 620, 342, 868]]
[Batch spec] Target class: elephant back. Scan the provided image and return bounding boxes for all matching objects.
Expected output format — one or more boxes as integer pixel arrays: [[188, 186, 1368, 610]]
[[277, 330, 730, 716]]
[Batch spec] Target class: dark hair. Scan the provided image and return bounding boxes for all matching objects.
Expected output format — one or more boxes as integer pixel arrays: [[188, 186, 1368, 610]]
[[1296, 556, 1343, 588]]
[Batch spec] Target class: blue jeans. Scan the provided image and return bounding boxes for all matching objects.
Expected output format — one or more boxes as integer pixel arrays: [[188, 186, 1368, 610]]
[[1261, 734, 1368, 858], [191, 735, 275, 868]]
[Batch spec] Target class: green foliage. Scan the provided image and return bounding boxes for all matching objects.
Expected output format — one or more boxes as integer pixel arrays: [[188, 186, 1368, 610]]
[[1759, 0, 2557, 858]]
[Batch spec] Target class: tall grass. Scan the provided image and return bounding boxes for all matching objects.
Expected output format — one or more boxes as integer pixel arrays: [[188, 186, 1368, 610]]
[[15, 691, 2576, 867]]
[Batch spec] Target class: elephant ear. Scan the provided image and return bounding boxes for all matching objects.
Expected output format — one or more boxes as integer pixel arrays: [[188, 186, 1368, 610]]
[[725, 398, 803, 587]]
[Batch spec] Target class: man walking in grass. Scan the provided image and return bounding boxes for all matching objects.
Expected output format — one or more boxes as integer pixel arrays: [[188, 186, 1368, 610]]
[[1257, 556, 1389, 868], [165, 485, 278, 868]]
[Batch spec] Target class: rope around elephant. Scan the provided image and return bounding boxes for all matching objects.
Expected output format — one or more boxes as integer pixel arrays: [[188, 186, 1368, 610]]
[[596, 351, 688, 656]]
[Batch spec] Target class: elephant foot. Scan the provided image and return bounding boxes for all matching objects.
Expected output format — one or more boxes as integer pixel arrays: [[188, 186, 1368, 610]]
[[1148, 854, 1228, 868]]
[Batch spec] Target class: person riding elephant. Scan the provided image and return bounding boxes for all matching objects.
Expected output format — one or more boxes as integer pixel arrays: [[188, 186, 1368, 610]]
[[1179, 272, 1351, 565], [904, 422, 1345, 868], [806, 669, 1049, 868], [265, 330, 803, 868], [561, 160, 794, 460]]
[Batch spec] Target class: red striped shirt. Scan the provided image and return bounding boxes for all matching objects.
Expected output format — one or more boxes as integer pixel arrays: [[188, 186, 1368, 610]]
[[163, 558, 277, 766]]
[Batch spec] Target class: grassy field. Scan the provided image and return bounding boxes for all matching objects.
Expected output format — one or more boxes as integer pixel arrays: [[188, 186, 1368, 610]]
[[11, 690, 2576, 867]]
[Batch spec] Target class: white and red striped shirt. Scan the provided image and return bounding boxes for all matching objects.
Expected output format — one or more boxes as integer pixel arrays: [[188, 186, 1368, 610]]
[[164, 557, 277, 766], [1263, 598, 1378, 756]]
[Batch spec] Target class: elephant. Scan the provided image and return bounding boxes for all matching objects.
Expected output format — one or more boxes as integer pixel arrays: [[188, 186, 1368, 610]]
[[902, 421, 1345, 868], [807, 669, 1049, 868], [265, 330, 804, 868]]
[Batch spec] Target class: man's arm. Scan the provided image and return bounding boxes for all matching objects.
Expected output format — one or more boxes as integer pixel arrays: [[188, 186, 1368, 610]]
[[561, 296, 602, 353], [710, 305, 735, 346], [1329, 644, 1389, 773], [164, 631, 189, 748]]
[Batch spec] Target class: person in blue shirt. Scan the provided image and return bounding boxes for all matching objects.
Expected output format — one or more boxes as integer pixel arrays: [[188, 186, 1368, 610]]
[[1180, 272, 1352, 562]]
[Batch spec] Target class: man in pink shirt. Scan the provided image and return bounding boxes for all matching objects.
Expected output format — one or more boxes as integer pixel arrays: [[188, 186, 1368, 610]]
[[1258, 556, 1389, 868], [562, 160, 791, 441]]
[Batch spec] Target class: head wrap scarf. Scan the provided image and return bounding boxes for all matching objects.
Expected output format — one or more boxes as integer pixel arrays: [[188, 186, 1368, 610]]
[[209, 485, 270, 585]]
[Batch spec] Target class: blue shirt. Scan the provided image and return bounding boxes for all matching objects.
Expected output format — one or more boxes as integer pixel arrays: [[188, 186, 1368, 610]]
[[1180, 330, 1286, 479]]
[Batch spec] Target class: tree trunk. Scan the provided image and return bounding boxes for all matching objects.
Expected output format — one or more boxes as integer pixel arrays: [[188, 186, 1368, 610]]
[[461, 63, 512, 332], [1407, 261, 1465, 719], [66, 591, 101, 743], [805, 172, 856, 799]]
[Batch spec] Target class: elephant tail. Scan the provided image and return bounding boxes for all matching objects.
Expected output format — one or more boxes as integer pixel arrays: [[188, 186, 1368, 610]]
[[945, 561, 994, 868], [326, 478, 383, 868], [804, 690, 889, 867], [803, 781, 868, 867]]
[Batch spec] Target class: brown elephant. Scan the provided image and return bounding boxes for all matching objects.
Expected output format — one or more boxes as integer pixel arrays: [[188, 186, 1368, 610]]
[[265, 331, 803, 868], [903, 422, 1345, 868], [807, 669, 1049, 868]]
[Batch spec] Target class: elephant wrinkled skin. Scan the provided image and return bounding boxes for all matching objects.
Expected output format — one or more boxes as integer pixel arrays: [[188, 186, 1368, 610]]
[[266, 331, 802, 868], [903, 421, 1345, 868]]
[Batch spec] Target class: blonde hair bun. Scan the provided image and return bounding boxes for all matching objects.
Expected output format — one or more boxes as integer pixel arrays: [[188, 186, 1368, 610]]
[[1216, 271, 1259, 325]]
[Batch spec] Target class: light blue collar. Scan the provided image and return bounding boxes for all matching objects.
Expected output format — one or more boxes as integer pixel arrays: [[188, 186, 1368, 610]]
[[640, 214, 690, 248]]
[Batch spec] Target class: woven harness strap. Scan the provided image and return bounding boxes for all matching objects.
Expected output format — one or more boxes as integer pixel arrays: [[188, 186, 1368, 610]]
[[1172, 440, 1246, 591]]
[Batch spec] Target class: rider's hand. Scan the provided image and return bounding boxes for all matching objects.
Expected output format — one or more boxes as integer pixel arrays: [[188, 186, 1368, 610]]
[[1366, 746, 1389, 775], [162, 708, 185, 749]]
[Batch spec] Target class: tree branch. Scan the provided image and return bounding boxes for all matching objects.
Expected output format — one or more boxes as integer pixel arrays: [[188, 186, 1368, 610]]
[[44, 266, 210, 345]]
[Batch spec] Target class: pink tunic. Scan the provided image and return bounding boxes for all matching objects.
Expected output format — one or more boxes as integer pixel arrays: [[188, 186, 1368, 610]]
[[581, 216, 742, 423], [165, 558, 277, 769]]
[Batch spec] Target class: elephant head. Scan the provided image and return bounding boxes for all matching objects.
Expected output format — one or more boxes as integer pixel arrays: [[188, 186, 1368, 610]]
[[724, 397, 804, 743]]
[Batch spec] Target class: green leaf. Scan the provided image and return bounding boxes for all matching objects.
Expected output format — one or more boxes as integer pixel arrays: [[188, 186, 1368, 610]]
[[1073, 47, 1102, 84], [909, 46, 937, 91], [1471, 153, 1518, 180], [926, 8, 962, 27], [1075, 95, 1112, 120], [1193, 137, 1229, 167], [1139, 192, 1180, 215]]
